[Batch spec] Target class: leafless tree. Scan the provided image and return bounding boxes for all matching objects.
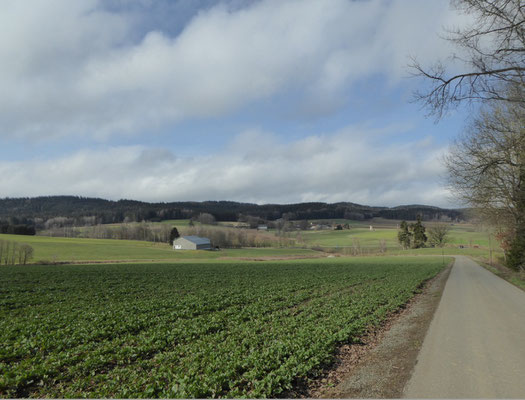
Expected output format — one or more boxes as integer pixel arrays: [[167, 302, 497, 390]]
[[4, 241, 10, 265], [446, 96, 524, 224], [352, 238, 361, 256], [197, 213, 217, 225], [18, 244, 34, 265], [428, 223, 452, 247], [411, 0, 525, 118], [9, 242, 18, 265], [379, 239, 387, 253], [445, 93, 525, 268]]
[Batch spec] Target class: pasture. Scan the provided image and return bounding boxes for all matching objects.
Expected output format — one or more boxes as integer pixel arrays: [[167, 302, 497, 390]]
[[299, 219, 497, 258], [0, 257, 447, 398], [0, 234, 318, 263]]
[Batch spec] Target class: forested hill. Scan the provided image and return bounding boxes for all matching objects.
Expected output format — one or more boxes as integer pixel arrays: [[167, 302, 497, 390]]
[[0, 196, 464, 226]]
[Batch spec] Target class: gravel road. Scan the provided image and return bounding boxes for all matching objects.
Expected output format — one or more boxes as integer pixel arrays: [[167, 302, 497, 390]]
[[404, 256, 525, 398]]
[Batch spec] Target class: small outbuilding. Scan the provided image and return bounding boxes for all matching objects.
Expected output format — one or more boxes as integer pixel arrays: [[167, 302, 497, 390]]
[[173, 236, 212, 250]]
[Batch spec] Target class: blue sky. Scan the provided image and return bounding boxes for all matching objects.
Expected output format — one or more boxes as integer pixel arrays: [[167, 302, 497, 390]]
[[0, 0, 474, 207]]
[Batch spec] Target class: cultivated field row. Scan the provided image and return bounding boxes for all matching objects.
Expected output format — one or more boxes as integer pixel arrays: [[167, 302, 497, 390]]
[[0, 258, 446, 398]]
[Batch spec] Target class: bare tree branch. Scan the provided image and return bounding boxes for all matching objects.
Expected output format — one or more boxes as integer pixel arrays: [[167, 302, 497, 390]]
[[410, 0, 525, 118]]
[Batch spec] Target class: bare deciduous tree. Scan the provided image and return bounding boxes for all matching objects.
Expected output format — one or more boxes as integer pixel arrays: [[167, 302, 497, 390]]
[[197, 213, 217, 225], [379, 239, 387, 253], [352, 237, 361, 256], [428, 223, 452, 247], [0, 240, 33, 266], [412, 0, 525, 269], [445, 94, 525, 269], [18, 244, 34, 265], [411, 0, 525, 118]]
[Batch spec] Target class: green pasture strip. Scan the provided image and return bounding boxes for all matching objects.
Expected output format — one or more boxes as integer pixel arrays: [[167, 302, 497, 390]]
[[301, 228, 398, 248], [299, 223, 495, 250], [0, 257, 446, 398], [0, 234, 317, 263]]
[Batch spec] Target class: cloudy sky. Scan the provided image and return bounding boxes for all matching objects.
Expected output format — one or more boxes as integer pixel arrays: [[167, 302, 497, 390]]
[[0, 0, 473, 207]]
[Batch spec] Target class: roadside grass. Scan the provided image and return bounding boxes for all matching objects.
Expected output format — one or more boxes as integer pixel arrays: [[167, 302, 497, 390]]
[[475, 258, 525, 291]]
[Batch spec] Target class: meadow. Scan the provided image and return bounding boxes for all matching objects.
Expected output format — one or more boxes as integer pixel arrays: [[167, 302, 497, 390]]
[[0, 257, 447, 398], [0, 234, 317, 263], [299, 219, 498, 258]]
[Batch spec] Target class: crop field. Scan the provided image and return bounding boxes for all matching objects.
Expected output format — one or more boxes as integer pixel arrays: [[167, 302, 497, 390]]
[[0, 257, 446, 398]]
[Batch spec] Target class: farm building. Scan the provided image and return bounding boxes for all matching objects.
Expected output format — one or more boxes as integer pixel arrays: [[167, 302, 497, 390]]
[[173, 236, 212, 250]]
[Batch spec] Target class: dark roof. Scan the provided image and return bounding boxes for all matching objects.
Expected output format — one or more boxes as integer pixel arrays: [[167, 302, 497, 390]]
[[182, 235, 211, 245]]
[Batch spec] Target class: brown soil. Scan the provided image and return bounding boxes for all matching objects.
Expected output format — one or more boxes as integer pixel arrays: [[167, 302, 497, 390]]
[[302, 262, 453, 398]]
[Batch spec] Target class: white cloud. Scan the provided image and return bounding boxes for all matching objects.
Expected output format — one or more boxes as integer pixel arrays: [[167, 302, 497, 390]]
[[0, 127, 455, 207], [0, 0, 468, 140]]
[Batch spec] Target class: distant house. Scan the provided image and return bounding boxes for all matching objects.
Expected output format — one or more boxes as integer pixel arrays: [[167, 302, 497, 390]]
[[257, 225, 268, 231], [173, 236, 212, 250]]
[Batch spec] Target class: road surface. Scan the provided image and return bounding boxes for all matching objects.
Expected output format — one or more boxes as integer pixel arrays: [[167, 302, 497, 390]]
[[404, 256, 525, 398]]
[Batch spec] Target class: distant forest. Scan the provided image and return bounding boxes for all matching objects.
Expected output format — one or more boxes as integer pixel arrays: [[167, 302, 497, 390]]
[[0, 196, 465, 231]]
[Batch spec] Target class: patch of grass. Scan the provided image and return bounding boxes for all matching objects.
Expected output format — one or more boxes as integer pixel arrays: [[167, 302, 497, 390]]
[[476, 258, 525, 291]]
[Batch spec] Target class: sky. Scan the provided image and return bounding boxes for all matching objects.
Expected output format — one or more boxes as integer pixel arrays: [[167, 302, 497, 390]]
[[0, 0, 474, 208]]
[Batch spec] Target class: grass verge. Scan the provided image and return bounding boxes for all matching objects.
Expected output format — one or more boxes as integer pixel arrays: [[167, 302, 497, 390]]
[[475, 257, 525, 291]]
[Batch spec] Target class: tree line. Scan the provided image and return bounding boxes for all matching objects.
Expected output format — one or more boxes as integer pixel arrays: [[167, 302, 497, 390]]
[[39, 219, 287, 249], [40, 222, 176, 243], [0, 222, 36, 235], [398, 217, 451, 250], [0, 196, 465, 230], [185, 226, 293, 248], [0, 240, 34, 265]]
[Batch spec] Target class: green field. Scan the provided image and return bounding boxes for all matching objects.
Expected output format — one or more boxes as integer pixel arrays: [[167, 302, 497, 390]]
[[0, 257, 447, 398], [0, 234, 317, 263], [1, 218, 502, 266], [302, 227, 397, 248], [300, 221, 498, 255]]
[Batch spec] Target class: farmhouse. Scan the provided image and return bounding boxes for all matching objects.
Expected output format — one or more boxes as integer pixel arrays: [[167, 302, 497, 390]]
[[173, 236, 212, 250]]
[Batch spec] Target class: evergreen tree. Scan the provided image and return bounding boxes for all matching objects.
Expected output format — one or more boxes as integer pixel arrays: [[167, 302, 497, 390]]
[[506, 227, 525, 272], [411, 215, 427, 249], [397, 220, 411, 250], [169, 227, 180, 244]]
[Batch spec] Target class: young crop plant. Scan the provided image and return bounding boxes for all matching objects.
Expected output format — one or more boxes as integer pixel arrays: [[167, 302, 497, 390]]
[[0, 258, 446, 398]]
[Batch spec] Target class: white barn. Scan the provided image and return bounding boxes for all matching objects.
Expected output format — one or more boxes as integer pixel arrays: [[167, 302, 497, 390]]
[[173, 236, 212, 250]]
